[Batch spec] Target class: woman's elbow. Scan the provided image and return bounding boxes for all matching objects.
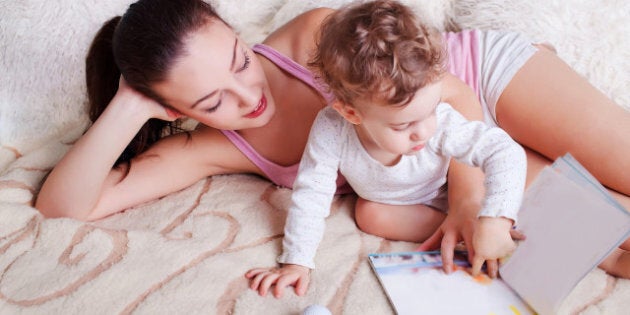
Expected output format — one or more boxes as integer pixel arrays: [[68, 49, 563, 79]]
[[34, 198, 93, 221]]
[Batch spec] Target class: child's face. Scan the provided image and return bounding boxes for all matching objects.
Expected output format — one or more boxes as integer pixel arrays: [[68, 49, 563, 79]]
[[352, 81, 442, 163]]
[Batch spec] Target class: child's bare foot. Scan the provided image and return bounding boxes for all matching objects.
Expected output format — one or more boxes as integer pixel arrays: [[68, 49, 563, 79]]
[[599, 248, 630, 278]]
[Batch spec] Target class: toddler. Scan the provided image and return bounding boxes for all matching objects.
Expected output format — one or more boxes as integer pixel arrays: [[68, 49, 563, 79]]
[[246, 0, 526, 298]]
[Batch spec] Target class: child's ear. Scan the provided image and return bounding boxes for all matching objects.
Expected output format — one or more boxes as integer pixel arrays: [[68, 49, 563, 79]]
[[332, 101, 362, 125]]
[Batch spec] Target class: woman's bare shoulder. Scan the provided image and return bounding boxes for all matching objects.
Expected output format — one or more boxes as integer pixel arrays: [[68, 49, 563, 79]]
[[144, 126, 255, 174], [262, 7, 336, 66]]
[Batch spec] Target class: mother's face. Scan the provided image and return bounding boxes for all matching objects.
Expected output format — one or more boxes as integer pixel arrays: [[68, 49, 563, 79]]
[[153, 20, 275, 131]]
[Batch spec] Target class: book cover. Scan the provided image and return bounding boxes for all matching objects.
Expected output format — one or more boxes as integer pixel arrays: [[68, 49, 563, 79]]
[[498, 154, 630, 314]]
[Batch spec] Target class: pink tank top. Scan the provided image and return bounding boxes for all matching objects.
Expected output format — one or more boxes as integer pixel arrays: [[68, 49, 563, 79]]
[[221, 44, 349, 191], [443, 30, 480, 99]]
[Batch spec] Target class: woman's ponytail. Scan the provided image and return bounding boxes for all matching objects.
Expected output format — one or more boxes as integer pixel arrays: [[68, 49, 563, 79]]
[[86, 16, 121, 124], [85, 16, 180, 165]]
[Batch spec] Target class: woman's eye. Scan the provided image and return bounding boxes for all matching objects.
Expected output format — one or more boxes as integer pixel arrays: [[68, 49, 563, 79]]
[[239, 50, 251, 72], [206, 100, 221, 113]]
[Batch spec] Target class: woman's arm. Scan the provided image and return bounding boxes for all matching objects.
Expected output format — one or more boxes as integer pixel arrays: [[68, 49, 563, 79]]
[[36, 81, 158, 219], [35, 82, 247, 221]]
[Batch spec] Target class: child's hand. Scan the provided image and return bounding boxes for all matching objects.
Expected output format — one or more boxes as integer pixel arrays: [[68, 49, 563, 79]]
[[245, 264, 311, 298], [416, 202, 478, 275], [470, 217, 516, 278]]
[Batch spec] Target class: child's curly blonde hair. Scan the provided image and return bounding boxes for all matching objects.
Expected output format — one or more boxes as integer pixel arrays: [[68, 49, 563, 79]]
[[310, 0, 445, 106]]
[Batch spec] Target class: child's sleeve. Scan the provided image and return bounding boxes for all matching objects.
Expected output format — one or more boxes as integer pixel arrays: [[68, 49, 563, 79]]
[[278, 107, 344, 269], [432, 103, 527, 223]]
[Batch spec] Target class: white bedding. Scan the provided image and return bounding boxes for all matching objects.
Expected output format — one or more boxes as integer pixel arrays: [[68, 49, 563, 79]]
[[1, 1, 628, 314]]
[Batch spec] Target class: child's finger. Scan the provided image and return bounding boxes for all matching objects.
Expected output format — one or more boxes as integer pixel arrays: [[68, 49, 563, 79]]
[[510, 229, 526, 241], [486, 259, 498, 278], [295, 274, 311, 296], [465, 239, 475, 265], [259, 273, 281, 296], [440, 231, 457, 274], [417, 228, 443, 251], [244, 267, 269, 278], [471, 256, 484, 276], [273, 275, 293, 298], [249, 271, 268, 290]]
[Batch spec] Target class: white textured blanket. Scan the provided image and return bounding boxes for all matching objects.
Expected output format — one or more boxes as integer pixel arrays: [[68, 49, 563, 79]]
[[1, 0, 628, 314]]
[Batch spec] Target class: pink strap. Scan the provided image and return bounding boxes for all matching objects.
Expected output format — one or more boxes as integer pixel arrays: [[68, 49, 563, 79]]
[[252, 44, 335, 104], [219, 44, 328, 189], [220, 129, 299, 188]]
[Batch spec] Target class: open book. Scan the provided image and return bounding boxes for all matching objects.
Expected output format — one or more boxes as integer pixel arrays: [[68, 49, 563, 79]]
[[369, 251, 535, 314], [368, 154, 630, 315]]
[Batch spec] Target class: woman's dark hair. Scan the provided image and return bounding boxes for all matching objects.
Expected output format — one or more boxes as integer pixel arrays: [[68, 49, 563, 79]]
[[85, 0, 225, 165]]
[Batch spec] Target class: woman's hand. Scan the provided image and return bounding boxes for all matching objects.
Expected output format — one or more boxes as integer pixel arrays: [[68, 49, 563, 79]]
[[245, 264, 311, 298], [114, 77, 182, 121]]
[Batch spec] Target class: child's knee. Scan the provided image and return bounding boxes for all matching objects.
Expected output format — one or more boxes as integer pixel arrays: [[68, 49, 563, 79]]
[[354, 200, 385, 235]]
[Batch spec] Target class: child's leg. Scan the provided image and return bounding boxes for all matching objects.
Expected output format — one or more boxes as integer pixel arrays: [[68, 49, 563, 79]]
[[525, 147, 630, 278], [354, 198, 446, 242], [495, 45, 630, 196]]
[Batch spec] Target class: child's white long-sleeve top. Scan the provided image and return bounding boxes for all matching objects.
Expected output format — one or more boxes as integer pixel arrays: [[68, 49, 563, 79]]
[[279, 103, 526, 268]]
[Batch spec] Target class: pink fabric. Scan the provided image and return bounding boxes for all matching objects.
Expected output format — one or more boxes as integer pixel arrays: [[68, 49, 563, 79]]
[[252, 44, 336, 104], [220, 129, 300, 189], [220, 44, 350, 192], [443, 30, 480, 99]]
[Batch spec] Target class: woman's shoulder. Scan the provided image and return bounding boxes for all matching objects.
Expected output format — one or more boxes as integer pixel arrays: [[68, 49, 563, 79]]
[[262, 7, 335, 67], [149, 126, 256, 173]]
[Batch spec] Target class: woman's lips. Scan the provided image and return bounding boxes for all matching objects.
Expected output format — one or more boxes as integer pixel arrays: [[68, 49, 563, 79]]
[[245, 94, 267, 118]]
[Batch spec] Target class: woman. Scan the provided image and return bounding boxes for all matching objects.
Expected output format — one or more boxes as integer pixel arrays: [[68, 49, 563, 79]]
[[35, 0, 630, 285]]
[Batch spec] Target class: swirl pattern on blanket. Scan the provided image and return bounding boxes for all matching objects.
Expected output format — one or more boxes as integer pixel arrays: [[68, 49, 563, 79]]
[[1, 0, 629, 314]]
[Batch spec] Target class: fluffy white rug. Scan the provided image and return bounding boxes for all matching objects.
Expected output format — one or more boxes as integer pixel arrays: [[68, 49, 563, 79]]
[[1, 0, 628, 314]]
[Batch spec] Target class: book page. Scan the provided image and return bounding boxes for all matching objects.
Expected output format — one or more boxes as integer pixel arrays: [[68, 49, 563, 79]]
[[369, 251, 534, 315], [499, 161, 630, 315]]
